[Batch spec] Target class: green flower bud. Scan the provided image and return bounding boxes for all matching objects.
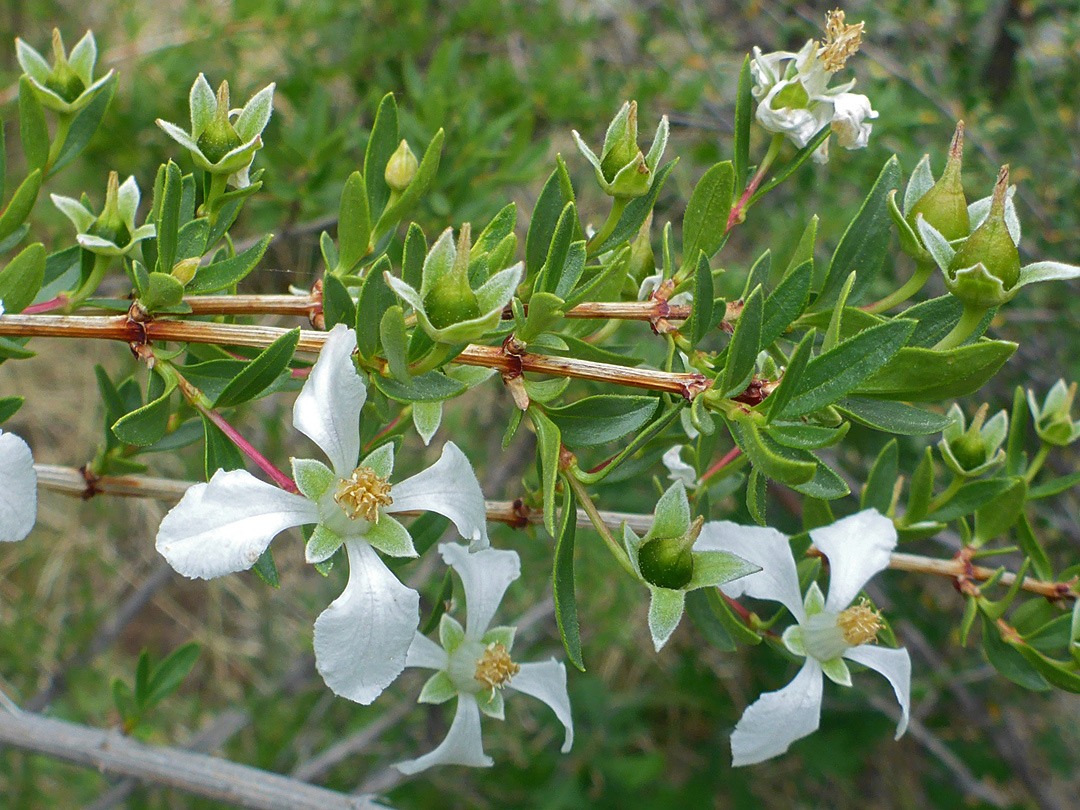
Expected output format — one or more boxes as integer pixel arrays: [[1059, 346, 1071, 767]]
[[600, 101, 639, 182], [637, 515, 703, 590], [196, 81, 244, 165], [1029, 381, 1080, 446], [908, 122, 969, 241], [43, 30, 86, 102], [422, 224, 480, 329], [385, 139, 418, 192], [87, 171, 131, 248], [171, 257, 200, 285], [938, 403, 1007, 477], [945, 166, 1021, 307]]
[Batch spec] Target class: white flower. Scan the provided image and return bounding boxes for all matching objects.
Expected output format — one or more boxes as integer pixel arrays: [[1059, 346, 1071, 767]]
[[395, 543, 573, 774], [155, 324, 489, 704], [51, 171, 155, 257], [703, 509, 911, 766], [661, 446, 697, 486], [752, 11, 877, 161], [0, 427, 37, 544]]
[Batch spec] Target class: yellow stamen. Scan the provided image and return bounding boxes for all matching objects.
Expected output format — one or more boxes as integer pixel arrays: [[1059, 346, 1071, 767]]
[[821, 9, 864, 72], [837, 598, 883, 646], [474, 643, 519, 690], [334, 466, 393, 522]]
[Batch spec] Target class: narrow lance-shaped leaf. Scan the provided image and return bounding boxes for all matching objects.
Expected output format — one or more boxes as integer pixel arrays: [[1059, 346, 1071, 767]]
[[214, 328, 300, 408], [682, 161, 734, 269], [530, 407, 562, 536], [688, 250, 714, 347], [721, 284, 763, 398], [18, 77, 49, 173], [364, 93, 399, 218], [733, 55, 752, 189], [334, 171, 371, 275], [553, 484, 585, 671]]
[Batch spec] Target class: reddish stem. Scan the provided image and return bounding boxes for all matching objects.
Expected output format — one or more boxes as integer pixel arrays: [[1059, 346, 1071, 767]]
[[198, 402, 300, 494], [22, 296, 68, 315], [700, 446, 743, 483]]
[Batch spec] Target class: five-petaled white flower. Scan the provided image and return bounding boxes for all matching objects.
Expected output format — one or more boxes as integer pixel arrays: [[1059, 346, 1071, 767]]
[[395, 543, 573, 774], [751, 10, 877, 163], [155, 324, 489, 704], [703, 509, 911, 766]]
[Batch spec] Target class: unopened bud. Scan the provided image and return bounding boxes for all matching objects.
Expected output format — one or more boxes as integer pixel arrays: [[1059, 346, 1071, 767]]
[[87, 171, 131, 248], [196, 81, 244, 164], [909, 122, 969, 241], [385, 139, 418, 192], [600, 101, 640, 182], [170, 257, 199, 285], [946, 166, 1021, 307], [637, 516, 703, 590], [43, 29, 86, 102]]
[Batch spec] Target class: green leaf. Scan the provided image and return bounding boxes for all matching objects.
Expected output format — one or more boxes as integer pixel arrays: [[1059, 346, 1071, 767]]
[[546, 395, 659, 447], [215, 328, 299, 408], [174, 218, 210, 262], [1009, 642, 1080, 692], [0, 396, 22, 425], [0, 170, 42, 244], [155, 161, 182, 275], [793, 460, 850, 500], [202, 415, 245, 478], [930, 479, 1016, 522], [1015, 513, 1053, 582], [779, 319, 916, 418], [18, 77, 49, 173], [982, 615, 1050, 691], [1005, 385, 1029, 477], [380, 306, 410, 382], [785, 215, 818, 280], [112, 377, 175, 447], [685, 588, 737, 651], [733, 55, 752, 189], [50, 76, 116, 175], [144, 642, 201, 708], [420, 571, 453, 635], [335, 171, 370, 274], [530, 407, 562, 535], [373, 370, 466, 403], [729, 415, 816, 486], [139, 272, 186, 312], [688, 251, 714, 346], [823, 272, 857, 352], [364, 93, 399, 218], [553, 485, 585, 671], [905, 446, 936, 524], [355, 256, 394, 359], [682, 161, 734, 268], [402, 223, 427, 289], [814, 156, 900, 307], [322, 273, 356, 329], [974, 477, 1027, 545], [187, 235, 272, 293], [0, 242, 45, 313], [746, 467, 767, 525], [856, 340, 1017, 401], [764, 328, 814, 421], [1029, 471, 1080, 500], [862, 440, 898, 512], [373, 128, 444, 238], [538, 202, 579, 295], [761, 259, 812, 347], [592, 160, 678, 254], [526, 156, 576, 279], [517, 291, 564, 345], [721, 284, 763, 397], [835, 397, 952, 435], [252, 548, 279, 587]]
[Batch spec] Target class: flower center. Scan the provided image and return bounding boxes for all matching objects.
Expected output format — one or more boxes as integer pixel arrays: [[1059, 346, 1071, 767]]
[[837, 598, 883, 646], [333, 466, 393, 523], [474, 643, 519, 690], [820, 9, 864, 72]]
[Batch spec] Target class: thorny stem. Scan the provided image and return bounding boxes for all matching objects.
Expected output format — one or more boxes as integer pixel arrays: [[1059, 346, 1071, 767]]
[[0, 314, 709, 399], [33, 464, 1078, 600]]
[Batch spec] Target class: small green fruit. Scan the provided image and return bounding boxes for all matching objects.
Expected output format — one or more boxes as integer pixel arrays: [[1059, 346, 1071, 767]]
[[909, 122, 969, 241], [637, 536, 694, 590], [197, 81, 244, 164]]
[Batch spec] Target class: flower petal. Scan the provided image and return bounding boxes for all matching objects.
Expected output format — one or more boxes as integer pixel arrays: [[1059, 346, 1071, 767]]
[[662, 445, 697, 486], [188, 73, 216, 137], [508, 659, 574, 753], [697, 521, 806, 622], [405, 631, 449, 671], [292, 324, 366, 477], [50, 194, 96, 233], [313, 540, 420, 704], [235, 83, 276, 143], [730, 658, 823, 766], [395, 694, 493, 773], [647, 586, 685, 651], [0, 431, 37, 543], [155, 469, 317, 579], [810, 509, 896, 612], [439, 542, 519, 638], [844, 644, 911, 739], [391, 442, 489, 550]]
